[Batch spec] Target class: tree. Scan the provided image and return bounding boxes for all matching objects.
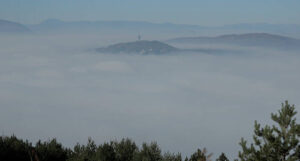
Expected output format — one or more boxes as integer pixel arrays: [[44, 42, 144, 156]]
[[35, 138, 69, 161], [189, 148, 212, 161], [239, 101, 300, 161], [0, 135, 31, 161], [97, 142, 116, 161], [113, 138, 138, 161], [216, 153, 229, 161], [138, 142, 163, 161], [163, 152, 182, 161], [67, 137, 98, 161]]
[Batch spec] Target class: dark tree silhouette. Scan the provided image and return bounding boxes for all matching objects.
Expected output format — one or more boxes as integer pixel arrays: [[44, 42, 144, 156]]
[[239, 101, 300, 161]]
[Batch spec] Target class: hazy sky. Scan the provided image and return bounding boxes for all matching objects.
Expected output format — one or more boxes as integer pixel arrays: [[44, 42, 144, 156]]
[[1, 0, 300, 25]]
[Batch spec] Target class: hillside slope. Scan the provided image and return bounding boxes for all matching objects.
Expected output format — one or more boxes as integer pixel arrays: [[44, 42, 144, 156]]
[[96, 40, 179, 54], [169, 33, 300, 50], [0, 20, 31, 33]]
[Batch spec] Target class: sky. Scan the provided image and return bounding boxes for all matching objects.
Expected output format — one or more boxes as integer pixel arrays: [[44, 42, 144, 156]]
[[1, 0, 300, 25]]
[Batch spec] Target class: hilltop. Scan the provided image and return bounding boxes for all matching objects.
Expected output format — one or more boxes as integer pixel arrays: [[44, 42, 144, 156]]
[[168, 33, 300, 50], [96, 40, 179, 54]]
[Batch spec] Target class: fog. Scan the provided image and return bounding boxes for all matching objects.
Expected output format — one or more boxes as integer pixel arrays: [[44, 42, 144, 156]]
[[0, 34, 299, 160]]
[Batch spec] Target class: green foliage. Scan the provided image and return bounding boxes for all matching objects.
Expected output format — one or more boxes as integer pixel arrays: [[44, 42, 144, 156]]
[[216, 153, 229, 161], [137, 142, 163, 161], [0, 135, 31, 161], [68, 138, 140, 161], [67, 137, 98, 161], [35, 138, 69, 161], [97, 142, 116, 161], [163, 152, 182, 161], [113, 138, 138, 161], [239, 101, 300, 161], [189, 148, 213, 161], [2, 101, 298, 161]]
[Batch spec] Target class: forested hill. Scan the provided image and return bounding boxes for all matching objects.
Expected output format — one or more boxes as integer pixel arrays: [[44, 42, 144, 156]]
[[168, 33, 300, 50], [96, 40, 179, 54]]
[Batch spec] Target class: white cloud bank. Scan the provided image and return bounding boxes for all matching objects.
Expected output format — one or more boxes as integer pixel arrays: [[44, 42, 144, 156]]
[[0, 34, 299, 160]]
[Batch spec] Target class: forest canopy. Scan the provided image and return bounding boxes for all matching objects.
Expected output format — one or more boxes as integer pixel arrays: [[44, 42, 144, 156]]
[[1, 101, 299, 161]]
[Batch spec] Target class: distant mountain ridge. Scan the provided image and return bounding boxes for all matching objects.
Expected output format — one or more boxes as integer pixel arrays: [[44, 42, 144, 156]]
[[2, 18, 300, 41], [96, 40, 179, 54], [168, 33, 300, 50], [29, 19, 300, 38], [0, 19, 31, 33], [29, 19, 203, 35]]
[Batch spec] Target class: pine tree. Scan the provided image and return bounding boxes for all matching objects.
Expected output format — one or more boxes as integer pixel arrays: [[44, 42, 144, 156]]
[[239, 101, 300, 161], [113, 138, 137, 161], [138, 142, 162, 161], [216, 153, 229, 161], [163, 152, 182, 161], [0, 135, 32, 161], [35, 138, 69, 161], [189, 148, 212, 161]]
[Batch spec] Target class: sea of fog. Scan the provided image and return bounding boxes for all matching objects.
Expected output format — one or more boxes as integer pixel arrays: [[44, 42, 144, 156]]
[[0, 34, 299, 160]]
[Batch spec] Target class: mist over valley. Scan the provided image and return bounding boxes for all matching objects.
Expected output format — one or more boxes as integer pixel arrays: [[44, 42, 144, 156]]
[[1, 2, 300, 159]]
